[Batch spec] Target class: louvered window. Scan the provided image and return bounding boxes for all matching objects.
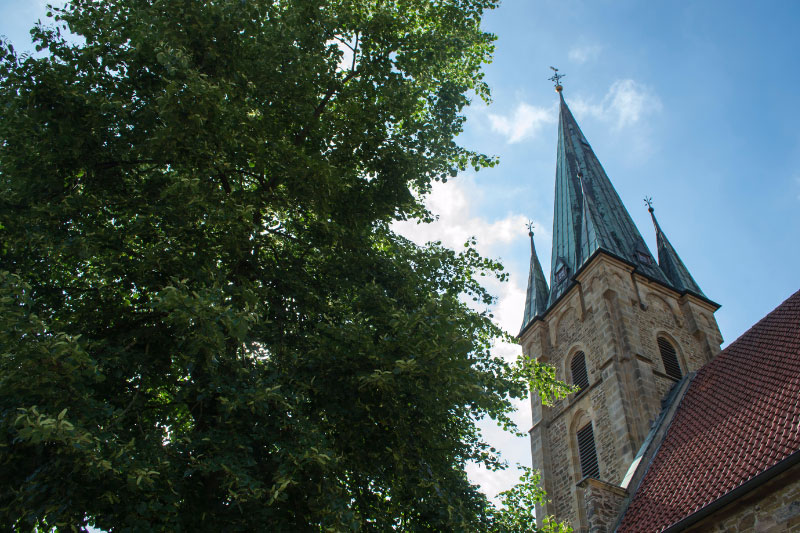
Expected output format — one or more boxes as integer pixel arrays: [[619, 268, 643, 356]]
[[658, 337, 682, 380], [570, 351, 589, 392], [577, 422, 600, 479]]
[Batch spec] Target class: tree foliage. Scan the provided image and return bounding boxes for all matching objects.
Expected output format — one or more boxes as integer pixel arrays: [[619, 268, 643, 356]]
[[0, 0, 570, 530], [489, 468, 572, 533]]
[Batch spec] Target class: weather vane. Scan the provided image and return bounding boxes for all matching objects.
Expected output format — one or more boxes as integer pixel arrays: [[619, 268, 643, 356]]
[[549, 66, 565, 92], [526, 220, 535, 236], [644, 196, 654, 213]]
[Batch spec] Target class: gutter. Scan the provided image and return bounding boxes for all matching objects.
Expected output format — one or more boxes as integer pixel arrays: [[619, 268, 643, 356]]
[[661, 449, 800, 532]]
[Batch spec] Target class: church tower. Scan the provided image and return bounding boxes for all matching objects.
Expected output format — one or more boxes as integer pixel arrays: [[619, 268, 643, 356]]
[[519, 81, 723, 531]]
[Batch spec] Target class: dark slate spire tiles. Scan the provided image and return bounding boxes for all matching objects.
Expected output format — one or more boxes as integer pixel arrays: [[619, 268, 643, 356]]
[[649, 205, 707, 298], [520, 230, 550, 333], [549, 92, 668, 307]]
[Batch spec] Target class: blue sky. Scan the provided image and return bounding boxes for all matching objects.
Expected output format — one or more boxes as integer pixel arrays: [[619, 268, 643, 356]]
[[403, 0, 800, 498], [3, 0, 799, 505]]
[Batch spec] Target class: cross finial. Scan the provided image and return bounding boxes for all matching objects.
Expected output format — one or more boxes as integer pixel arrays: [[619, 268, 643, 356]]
[[549, 66, 565, 92], [526, 220, 535, 236], [644, 196, 654, 213]]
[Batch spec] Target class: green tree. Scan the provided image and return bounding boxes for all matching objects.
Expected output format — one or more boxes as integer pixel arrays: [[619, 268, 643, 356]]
[[0, 1, 570, 530], [490, 467, 572, 533]]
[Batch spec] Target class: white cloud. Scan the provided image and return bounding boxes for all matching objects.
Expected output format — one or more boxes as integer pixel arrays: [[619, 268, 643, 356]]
[[393, 178, 535, 259], [569, 79, 662, 130], [393, 176, 551, 344], [488, 103, 556, 144], [393, 178, 545, 500], [466, 395, 533, 503], [607, 79, 662, 129], [568, 44, 602, 64], [568, 97, 605, 121]]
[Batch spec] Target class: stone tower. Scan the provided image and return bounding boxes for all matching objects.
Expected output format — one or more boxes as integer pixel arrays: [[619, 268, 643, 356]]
[[519, 86, 723, 532]]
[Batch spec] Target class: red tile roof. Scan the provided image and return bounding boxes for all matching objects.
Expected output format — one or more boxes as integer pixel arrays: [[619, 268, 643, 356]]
[[617, 289, 800, 532]]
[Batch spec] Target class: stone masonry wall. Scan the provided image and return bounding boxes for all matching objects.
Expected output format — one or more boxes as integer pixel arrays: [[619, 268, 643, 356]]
[[547, 417, 573, 523], [522, 254, 723, 533], [577, 478, 628, 533]]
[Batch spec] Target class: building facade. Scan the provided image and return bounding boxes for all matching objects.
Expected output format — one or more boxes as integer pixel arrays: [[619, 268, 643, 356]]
[[518, 84, 724, 531]]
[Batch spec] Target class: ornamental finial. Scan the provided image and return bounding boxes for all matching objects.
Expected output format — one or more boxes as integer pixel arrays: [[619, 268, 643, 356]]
[[526, 220, 535, 237], [644, 196, 654, 213], [549, 66, 565, 93]]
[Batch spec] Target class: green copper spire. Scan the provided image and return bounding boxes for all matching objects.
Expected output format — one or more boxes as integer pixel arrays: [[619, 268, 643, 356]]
[[646, 200, 706, 297], [549, 91, 669, 306], [521, 225, 550, 333]]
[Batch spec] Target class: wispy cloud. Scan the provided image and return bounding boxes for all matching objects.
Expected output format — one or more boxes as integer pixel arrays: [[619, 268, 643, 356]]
[[488, 103, 556, 144], [393, 177, 541, 262], [568, 98, 605, 121], [607, 79, 662, 128], [393, 177, 544, 500], [570, 79, 662, 130], [568, 44, 602, 64]]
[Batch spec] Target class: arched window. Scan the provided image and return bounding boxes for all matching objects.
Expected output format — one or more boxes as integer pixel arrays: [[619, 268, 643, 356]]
[[658, 336, 682, 380], [576, 422, 600, 479], [570, 351, 589, 392]]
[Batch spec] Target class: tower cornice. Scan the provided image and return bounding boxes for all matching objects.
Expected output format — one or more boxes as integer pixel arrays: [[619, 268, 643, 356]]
[[518, 249, 719, 339]]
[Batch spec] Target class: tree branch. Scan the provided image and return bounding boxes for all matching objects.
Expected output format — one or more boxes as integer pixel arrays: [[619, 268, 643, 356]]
[[294, 69, 359, 146]]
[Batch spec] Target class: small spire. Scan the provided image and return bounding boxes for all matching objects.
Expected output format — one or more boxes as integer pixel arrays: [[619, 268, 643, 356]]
[[520, 221, 550, 333], [549, 66, 565, 93], [646, 198, 706, 298]]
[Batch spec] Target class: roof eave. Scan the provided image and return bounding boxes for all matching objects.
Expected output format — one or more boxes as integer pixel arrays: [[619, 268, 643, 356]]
[[678, 288, 721, 311], [660, 449, 800, 533]]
